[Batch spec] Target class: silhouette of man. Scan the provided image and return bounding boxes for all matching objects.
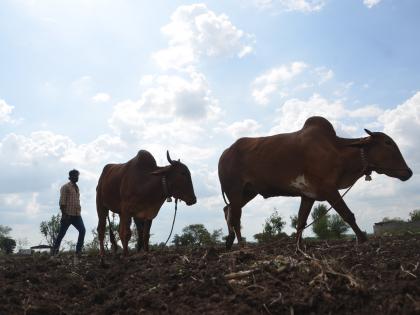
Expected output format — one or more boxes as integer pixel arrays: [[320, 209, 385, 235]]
[[52, 169, 86, 255]]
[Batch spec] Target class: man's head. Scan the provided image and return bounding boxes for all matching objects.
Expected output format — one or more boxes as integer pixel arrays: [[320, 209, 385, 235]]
[[69, 169, 80, 183]]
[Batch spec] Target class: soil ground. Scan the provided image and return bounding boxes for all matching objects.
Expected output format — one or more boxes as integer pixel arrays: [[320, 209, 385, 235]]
[[1, 235, 420, 315]]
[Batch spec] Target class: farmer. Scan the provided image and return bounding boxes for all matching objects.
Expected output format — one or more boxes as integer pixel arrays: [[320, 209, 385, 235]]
[[51, 169, 86, 255]]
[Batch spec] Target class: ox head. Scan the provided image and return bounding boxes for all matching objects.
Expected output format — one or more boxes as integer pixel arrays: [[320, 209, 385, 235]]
[[152, 151, 197, 205], [357, 129, 412, 181]]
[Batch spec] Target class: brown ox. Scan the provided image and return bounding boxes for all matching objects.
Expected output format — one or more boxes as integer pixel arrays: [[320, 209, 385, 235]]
[[96, 150, 197, 256], [218, 116, 412, 249]]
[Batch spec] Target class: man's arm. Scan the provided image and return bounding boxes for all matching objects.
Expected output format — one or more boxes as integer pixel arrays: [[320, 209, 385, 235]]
[[59, 185, 67, 214]]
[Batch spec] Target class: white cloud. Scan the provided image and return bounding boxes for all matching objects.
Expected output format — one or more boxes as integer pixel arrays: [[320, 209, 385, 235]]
[[0, 99, 14, 123], [313, 67, 334, 84], [379, 92, 420, 147], [110, 71, 221, 141], [92, 93, 111, 103], [363, 0, 382, 9], [271, 94, 347, 134], [226, 119, 262, 138], [270, 94, 386, 136], [348, 105, 383, 118], [252, 62, 308, 105], [254, 0, 326, 12], [153, 3, 254, 70]]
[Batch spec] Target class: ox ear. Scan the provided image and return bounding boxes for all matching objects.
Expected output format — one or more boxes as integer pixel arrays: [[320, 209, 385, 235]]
[[150, 166, 171, 176], [364, 129, 374, 136]]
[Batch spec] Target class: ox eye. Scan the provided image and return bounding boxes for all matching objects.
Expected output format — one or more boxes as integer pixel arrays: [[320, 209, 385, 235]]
[[385, 140, 392, 146]]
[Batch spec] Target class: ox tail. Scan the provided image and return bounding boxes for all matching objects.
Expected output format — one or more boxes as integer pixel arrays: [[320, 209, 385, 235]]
[[221, 188, 229, 206], [107, 215, 117, 250]]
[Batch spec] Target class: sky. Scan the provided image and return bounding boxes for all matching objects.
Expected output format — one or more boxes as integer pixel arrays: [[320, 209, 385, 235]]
[[1, 0, 420, 248]]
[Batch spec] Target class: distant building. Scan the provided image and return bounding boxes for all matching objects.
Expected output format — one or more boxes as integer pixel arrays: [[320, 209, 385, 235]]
[[30, 244, 52, 253], [17, 249, 33, 255], [373, 221, 420, 235]]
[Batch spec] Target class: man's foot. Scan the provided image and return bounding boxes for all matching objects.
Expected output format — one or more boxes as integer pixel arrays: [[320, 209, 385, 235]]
[[74, 252, 82, 265]]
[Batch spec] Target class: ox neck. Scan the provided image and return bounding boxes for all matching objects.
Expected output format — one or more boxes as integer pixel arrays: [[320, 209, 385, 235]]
[[360, 148, 372, 181], [161, 176, 173, 202]]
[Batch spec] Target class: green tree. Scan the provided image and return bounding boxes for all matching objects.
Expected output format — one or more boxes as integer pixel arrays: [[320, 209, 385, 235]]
[[329, 214, 350, 239], [0, 237, 16, 254], [0, 225, 12, 237], [254, 209, 286, 243], [409, 209, 420, 222], [381, 217, 404, 223], [40, 214, 61, 246], [290, 215, 298, 230], [311, 204, 349, 239], [172, 224, 222, 247], [311, 204, 331, 239], [0, 225, 16, 254]]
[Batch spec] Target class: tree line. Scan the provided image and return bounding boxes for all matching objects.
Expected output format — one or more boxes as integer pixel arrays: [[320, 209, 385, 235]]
[[2, 208, 420, 254]]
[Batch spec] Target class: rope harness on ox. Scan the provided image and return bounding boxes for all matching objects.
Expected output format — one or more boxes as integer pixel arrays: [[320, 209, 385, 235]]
[[164, 198, 178, 246], [162, 175, 178, 246]]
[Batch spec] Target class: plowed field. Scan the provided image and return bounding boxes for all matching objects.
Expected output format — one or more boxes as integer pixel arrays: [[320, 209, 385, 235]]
[[1, 235, 420, 314]]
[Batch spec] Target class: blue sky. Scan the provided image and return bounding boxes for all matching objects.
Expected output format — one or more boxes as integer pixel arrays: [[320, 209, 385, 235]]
[[1, 0, 419, 248]]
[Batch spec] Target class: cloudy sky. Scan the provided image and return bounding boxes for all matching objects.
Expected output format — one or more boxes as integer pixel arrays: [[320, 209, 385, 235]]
[[1, 0, 419, 247]]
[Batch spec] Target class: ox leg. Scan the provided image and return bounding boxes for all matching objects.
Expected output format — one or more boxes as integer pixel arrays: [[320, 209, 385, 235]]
[[119, 210, 132, 256], [223, 205, 235, 250], [142, 220, 152, 252], [224, 187, 256, 250], [327, 190, 367, 243], [230, 204, 243, 248], [133, 218, 144, 252], [296, 196, 315, 249], [96, 206, 108, 258]]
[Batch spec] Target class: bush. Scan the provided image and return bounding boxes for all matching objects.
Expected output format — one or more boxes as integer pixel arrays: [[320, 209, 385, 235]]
[[311, 204, 349, 239], [254, 209, 287, 243], [409, 210, 420, 222], [173, 224, 222, 247], [0, 236, 16, 254], [40, 214, 61, 246]]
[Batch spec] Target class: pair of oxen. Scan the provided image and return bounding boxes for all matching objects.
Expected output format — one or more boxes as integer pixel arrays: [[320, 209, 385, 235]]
[[96, 116, 413, 257]]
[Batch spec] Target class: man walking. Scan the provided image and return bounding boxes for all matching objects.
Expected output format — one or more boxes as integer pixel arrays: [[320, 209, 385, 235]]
[[52, 169, 86, 255]]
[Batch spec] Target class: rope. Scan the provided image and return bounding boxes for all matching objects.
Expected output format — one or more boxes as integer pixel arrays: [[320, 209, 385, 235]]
[[164, 198, 178, 246]]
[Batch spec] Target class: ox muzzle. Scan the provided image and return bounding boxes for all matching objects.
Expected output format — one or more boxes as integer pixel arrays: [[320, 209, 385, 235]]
[[185, 196, 197, 206]]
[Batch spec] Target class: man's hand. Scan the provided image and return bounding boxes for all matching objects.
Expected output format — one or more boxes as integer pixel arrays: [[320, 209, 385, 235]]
[[61, 213, 70, 221]]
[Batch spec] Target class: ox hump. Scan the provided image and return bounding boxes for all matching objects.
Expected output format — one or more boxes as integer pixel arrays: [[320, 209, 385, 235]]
[[302, 116, 336, 137], [135, 150, 157, 170]]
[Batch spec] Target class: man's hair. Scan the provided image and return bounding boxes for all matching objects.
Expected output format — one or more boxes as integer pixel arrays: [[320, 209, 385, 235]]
[[69, 169, 80, 177]]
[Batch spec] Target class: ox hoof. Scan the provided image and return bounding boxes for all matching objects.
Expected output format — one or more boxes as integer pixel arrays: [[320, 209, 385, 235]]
[[99, 257, 109, 268], [225, 234, 235, 250], [357, 234, 368, 244]]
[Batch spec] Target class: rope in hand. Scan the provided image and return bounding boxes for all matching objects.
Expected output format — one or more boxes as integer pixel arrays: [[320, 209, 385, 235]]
[[164, 198, 178, 246]]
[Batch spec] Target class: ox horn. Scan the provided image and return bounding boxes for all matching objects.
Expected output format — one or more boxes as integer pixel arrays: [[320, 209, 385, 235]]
[[167, 150, 175, 165], [364, 129, 374, 136]]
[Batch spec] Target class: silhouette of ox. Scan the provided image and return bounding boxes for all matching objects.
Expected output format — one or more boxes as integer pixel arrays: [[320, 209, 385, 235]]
[[218, 116, 412, 249], [96, 150, 196, 256]]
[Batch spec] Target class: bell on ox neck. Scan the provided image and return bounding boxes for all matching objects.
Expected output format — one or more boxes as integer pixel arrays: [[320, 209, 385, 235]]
[[365, 174, 372, 181], [166, 197, 173, 202]]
